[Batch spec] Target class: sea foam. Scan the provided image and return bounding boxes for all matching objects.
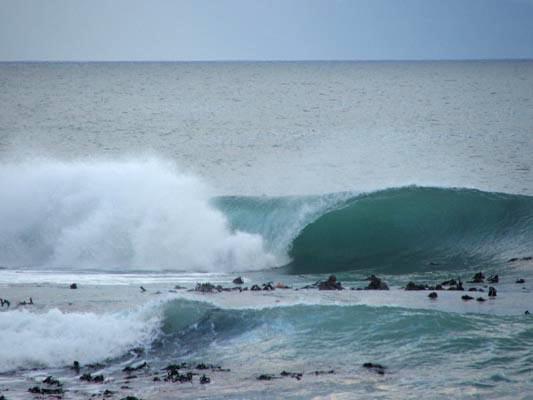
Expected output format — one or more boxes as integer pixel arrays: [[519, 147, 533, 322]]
[[0, 159, 276, 271], [0, 304, 161, 372]]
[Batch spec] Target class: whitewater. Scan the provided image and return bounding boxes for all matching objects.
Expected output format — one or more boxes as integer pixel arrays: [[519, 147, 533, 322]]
[[0, 61, 532, 400]]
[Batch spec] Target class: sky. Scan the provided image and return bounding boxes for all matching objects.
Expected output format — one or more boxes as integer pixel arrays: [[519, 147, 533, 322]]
[[1, 0, 533, 61]]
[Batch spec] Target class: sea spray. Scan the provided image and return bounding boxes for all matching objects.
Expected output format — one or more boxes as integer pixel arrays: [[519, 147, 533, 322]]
[[0, 159, 277, 271]]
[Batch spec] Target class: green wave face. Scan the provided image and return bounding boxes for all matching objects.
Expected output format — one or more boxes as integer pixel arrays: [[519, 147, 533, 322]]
[[154, 299, 533, 376], [217, 187, 533, 274], [288, 187, 533, 274]]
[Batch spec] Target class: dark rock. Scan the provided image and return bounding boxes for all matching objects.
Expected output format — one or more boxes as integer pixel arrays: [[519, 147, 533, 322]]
[[18, 297, 34, 306], [488, 287, 497, 297], [312, 370, 335, 375], [199, 375, 211, 384], [280, 371, 302, 380], [194, 363, 228, 371], [461, 295, 474, 301], [195, 282, 219, 293], [153, 376, 160, 381], [232, 276, 244, 285], [469, 272, 485, 283], [170, 371, 193, 383], [405, 281, 426, 290], [516, 278, 526, 284], [70, 283, 78, 289], [251, 284, 262, 291], [164, 363, 190, 374], [28, 386, 63, 395], [120, 397, 142, 400], [318, 275, 343, 290], [487, 275, 499, 283], [103, 389, 114, 397], [262, 282, 275, 291], [428, 292, 438, 299], [42, 376, 61, 386], [123, 361, 147, 372], [468, 288, 478, 292], [164, 365, 193, 383], [509, 256, 532, 262], [300, 280, 323, 289], [365, 275, 389, 290], [80, 373, 104, 383], [476, 297, 486, 302], [0, 298, 11, 308], [435, 284, 443, 290], [257, 374, 277, 381], [72, 360, 80, 374], [525, 310, 530, 315], [363, 362, 386, 375]]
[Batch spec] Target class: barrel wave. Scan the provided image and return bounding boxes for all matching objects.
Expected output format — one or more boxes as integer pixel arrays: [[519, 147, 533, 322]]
[[287, 187, 533, 273], [220, 187, 533, 274]]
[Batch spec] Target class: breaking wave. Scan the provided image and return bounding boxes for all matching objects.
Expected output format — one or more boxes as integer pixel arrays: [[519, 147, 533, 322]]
[[0, 302, 162, 372], [1, 159, 532, 274]]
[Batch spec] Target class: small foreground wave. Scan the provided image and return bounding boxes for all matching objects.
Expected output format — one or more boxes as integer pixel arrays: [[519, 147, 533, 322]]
[[0, 301, 162, 372]]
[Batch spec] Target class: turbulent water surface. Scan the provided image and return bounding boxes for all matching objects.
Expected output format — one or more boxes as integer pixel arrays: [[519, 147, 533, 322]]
[[0, 61, 532, 399]]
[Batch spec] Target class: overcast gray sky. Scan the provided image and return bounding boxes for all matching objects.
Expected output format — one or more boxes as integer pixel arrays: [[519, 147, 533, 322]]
[[1, 0, 533, 61]]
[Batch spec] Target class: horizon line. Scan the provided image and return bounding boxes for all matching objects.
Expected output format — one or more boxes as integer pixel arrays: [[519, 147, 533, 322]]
[[1, 57, 533, 63]]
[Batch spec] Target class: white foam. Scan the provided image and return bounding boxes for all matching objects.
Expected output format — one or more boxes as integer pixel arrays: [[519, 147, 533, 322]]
[[0, 304, 161, 372], [0, 158, 277, 271]]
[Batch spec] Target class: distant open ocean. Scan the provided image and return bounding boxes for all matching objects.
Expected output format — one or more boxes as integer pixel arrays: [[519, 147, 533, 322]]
[[0, 61, 532, 399]]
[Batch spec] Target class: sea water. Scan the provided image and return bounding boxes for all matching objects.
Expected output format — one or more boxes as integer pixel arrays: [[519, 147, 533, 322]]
[[0, 61, 532, 399]]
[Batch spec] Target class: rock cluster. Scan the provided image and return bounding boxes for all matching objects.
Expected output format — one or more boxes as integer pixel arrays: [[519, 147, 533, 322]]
[[365, 275, 389, 290], [80, 373, 104, 383], [318, 275, 343, 290]]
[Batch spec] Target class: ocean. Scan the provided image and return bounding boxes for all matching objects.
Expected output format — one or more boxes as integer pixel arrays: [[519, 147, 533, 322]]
[[0, 61, 532, 399]]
